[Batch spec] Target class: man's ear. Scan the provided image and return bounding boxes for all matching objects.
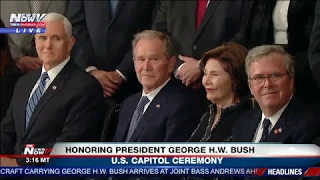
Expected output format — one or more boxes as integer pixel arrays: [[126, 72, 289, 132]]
[[68, 36, 76, 52], [168, 56, 176, 73]]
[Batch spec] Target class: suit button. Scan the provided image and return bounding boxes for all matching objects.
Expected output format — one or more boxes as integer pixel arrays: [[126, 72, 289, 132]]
[[192, 44, 197, 50]]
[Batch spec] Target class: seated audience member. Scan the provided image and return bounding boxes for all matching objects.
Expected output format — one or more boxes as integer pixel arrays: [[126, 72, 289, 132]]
[[0, 0, 69, 73], [188, 42, 255, 143], [0, 13, 105, 166], [113, 30, 203, 143], [67, 1, 159, 141], [233, 45, 319, 143], [0, 19, 23, 121]]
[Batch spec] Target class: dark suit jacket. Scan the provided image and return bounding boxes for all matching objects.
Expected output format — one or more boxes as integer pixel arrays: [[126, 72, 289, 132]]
[[67, 1, 158, 101], [309, 0, 320, 91], [152, 0, 253, 68], [232, 95, 319, 143], [113, 78, 203, 142], [188, 96, 256, 143], [0, 60, 105, 165], [0, 66, 23, 122], [246, 0, 320, 104]]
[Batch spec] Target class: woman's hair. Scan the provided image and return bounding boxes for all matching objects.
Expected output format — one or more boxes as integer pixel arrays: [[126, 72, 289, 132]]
[[200, 42, 249, 99], [0, 19, 14, 73]]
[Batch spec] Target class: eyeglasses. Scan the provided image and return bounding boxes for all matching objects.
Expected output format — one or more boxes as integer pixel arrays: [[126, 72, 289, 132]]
[[249, 72, 289, 85]]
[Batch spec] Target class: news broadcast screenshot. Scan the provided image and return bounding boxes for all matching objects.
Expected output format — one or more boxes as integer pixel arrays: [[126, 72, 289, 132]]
[[0, 1, 320, 179]]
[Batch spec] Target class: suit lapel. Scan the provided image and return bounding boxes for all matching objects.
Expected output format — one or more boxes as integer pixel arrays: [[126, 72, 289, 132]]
[[186, 1, 197, 37], [244, 110, 262, 142], [129, 95, 167, 142], [193, 0, 221, 43], [23, 62, 71, 138], [18, 70, 42, 135], [118, 94, 141, 141], [267, 97, 296, 142], [17, 1, 34, 46], [262, 0, 277, 23], [128, 78, 175, 142], [40, 0, 52, 14]]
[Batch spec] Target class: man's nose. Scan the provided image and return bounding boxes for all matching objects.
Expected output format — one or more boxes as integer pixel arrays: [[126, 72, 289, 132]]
[[44, 39, 53, 48], [142, 59, 152, 70], [263, 77, 273, 88]]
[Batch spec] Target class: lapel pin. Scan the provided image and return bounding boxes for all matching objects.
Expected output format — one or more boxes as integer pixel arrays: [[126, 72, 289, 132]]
[[156, 104, 160, 108], [274, 129, 279, 134], [52, 85, 57, 90]]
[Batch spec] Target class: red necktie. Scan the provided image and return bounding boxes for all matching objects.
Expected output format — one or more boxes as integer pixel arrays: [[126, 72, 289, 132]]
[[196, 0, 208, 30]]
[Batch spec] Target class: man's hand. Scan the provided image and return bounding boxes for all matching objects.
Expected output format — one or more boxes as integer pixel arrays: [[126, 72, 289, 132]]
[[0, 157, 19, 166], [16, 56, 42, 73], [176, 55, 202, 86], [90, 70, 123, 97]]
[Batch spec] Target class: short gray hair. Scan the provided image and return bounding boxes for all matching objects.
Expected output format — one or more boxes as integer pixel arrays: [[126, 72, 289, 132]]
[[132, 30, 175, 58], [245, 45, 294, 77], [41, 12, 72, 38]]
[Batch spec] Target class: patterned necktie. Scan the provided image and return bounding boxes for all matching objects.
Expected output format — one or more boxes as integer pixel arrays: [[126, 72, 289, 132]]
[[25, 72, 49, 128], [259, 118, 271, 142], [30, 0, 41, 14], [125, 96, 150, 141]]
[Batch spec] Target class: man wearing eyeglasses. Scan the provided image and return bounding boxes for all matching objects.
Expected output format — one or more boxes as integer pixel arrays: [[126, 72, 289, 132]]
[[232, 45, 319, 143]]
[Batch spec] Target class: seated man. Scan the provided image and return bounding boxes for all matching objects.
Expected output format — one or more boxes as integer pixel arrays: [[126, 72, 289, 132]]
[[233, 45, 319, 143], [113, 30, 203, 142], [1, 0, 69, 73], [0, 13, 105, 166]]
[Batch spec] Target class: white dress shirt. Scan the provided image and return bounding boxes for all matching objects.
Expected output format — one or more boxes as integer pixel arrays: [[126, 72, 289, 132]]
[[252, 96, 292, 142], [273, 0, 290, 44], [141, 78, 171, 113], [28, 56, 70, 99]]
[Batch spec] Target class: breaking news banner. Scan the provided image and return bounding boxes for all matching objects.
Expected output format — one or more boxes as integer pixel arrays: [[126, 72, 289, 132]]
[[0, 13, 46, 34], [1, 143, 319, 177]]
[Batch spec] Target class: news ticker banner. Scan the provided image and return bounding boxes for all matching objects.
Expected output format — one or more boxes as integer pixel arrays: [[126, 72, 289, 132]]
[[1, 167, 320, 177], [1, 143, 319, 177]]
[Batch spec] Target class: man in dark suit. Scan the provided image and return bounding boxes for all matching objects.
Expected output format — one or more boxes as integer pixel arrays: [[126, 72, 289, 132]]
[[309, 0, 320, 95], [0, 13, 105, 166], [1, 0, 69, 73], [66, 1, 158, 102], [113, 30, 203, 143], [233, 45, 319, 143], [152, 0, 252, 89]]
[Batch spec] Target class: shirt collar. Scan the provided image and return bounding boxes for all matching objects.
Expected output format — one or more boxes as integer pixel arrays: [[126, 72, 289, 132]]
[[261, 95, 293, 127], [41, 56, 70, 82], [142, 78, 171, 102]]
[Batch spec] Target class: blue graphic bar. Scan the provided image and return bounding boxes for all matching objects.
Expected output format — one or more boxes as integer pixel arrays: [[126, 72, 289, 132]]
[[0, 28, 46, 34]]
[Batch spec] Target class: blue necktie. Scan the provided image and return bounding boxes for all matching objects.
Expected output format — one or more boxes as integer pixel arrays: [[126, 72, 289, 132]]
[[110, 0, 118, 17], [25, 72, 49, 128], [125, 96, 150, 141], [259, 118, 271, 142]]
